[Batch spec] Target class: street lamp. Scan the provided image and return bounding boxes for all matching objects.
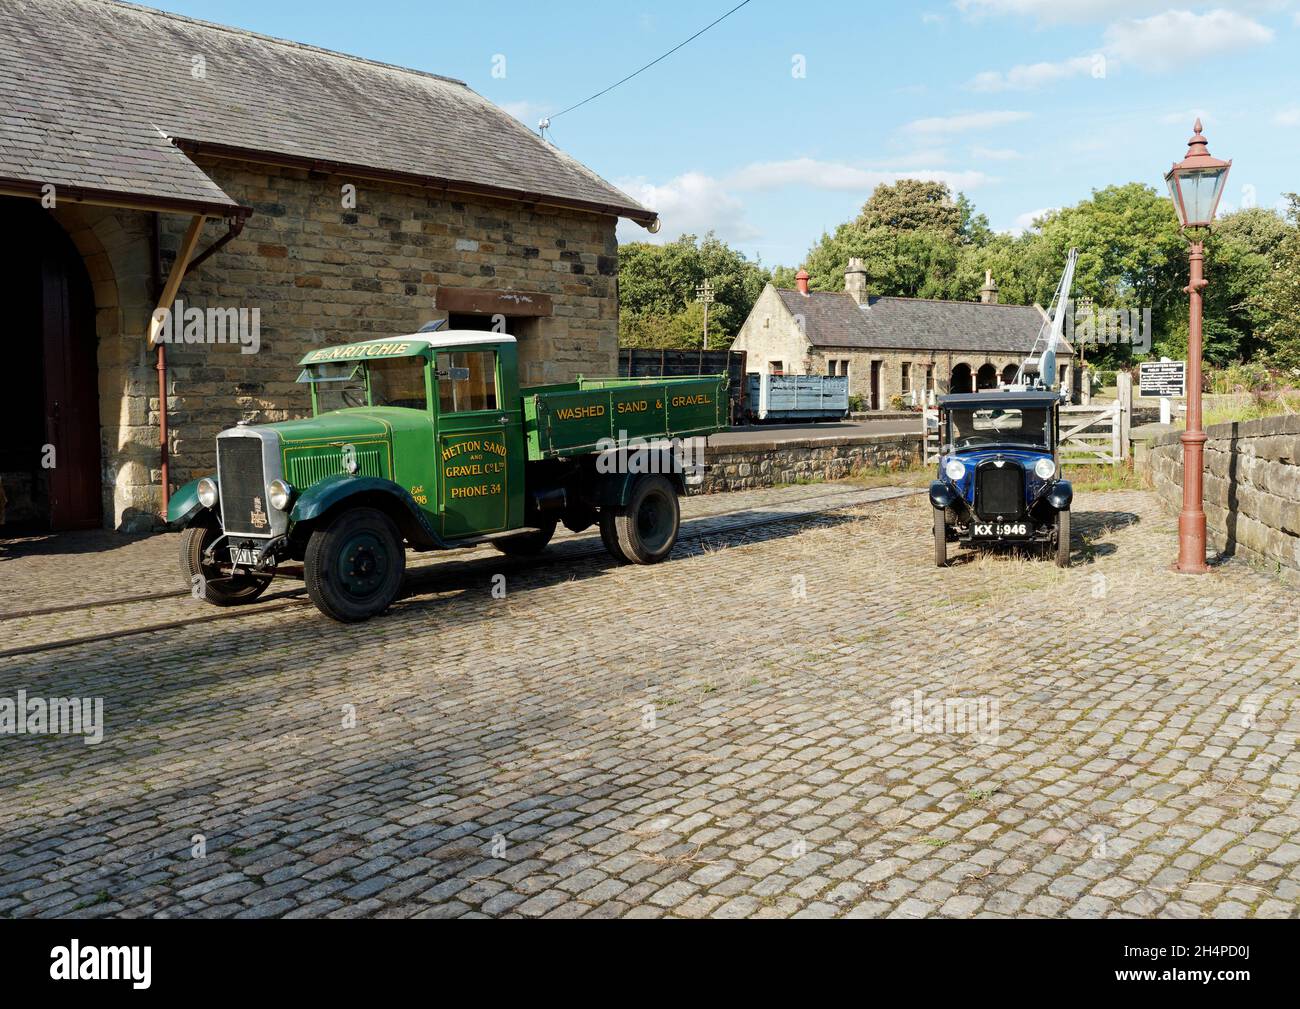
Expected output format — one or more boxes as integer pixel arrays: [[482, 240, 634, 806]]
[[1164, 118, 1231, 574]]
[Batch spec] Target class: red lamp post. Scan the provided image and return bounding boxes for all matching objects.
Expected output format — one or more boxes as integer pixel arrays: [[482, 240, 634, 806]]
[[1164, 119, 1231, 574]]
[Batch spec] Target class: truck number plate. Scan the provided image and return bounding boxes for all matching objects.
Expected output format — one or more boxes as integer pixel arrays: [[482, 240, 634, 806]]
[[973, 522, 1028, 538], [229, 546, 262, 567]]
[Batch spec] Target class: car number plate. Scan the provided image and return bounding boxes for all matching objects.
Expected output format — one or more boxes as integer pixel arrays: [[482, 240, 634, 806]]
[[973, 521, 1028, 538], [229, 546, 262, 567]]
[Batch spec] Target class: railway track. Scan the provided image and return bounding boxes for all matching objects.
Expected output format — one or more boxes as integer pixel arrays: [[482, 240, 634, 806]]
[[0, 485, 921, 659]]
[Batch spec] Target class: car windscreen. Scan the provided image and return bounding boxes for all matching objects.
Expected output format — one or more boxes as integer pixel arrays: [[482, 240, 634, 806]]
[[948, 406, 1050, 450], [368, 357, 429, 410]]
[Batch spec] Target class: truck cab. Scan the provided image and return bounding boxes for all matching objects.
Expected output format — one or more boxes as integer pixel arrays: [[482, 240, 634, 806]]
[[168, 331, 727, 622]]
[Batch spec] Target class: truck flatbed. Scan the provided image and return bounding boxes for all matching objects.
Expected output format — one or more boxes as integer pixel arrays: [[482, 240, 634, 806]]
[[523, 375, 727, 460]]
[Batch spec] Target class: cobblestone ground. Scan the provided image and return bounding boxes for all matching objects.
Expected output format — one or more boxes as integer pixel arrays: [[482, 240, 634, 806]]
[[1, 483, 1297, 919]]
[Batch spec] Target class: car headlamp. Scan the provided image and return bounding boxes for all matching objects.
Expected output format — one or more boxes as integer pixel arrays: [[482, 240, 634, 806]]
[[1034, 458, 1056, 480], [197, 477, 218, 509], [944, 459, 966, 482], [267, 479, 294, 512]]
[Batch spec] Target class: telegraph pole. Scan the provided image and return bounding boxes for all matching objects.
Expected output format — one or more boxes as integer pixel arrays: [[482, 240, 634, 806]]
[[695, 278, 715, 350]]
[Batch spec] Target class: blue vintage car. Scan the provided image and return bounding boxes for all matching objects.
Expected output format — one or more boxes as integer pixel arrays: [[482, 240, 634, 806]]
[[928, 390, 1073, 567]]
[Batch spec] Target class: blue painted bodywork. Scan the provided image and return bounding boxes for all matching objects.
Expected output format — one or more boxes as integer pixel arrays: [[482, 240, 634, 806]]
[[938, 447, 1054, 510]]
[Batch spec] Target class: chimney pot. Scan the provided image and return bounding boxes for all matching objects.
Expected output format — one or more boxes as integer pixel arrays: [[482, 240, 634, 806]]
[[795, 268, 809, 296]]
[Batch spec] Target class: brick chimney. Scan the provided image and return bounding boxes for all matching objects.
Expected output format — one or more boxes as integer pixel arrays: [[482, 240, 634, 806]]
[[844, 258, 868, 305], [979, 269, 999, 304], [795, 268, 810, 296]]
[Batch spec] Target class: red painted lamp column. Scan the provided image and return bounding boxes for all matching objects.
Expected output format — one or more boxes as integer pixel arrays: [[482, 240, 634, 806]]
[[1164, 120, 1231, 574]]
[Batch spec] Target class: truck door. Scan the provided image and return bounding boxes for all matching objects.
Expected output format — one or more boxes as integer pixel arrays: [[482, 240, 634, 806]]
[[434, 348, 511, 538]]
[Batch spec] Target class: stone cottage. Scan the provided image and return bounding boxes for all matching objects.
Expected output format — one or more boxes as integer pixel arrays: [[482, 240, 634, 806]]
[[0, 0, 656, 531], [732, 260, 1072, 410]]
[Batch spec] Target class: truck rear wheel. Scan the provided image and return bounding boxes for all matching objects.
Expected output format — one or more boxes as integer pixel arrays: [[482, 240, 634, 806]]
[[493, 518, 558, 556], [614, 475, 680, 564], [304, 507, 406, 622], [179, 519, 271, 606], [599, 512, 627, 563]]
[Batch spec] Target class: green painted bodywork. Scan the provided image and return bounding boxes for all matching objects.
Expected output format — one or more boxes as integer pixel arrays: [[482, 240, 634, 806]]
[[202, 335, 726, 545], [167, 475, 207, 525], [522, 375, 727, 460]]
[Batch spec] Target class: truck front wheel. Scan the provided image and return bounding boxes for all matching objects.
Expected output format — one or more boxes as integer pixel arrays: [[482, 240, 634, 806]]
[[304, 507, 406, 622], [614, 475, 680, 564], [179, 519, 271, 606]]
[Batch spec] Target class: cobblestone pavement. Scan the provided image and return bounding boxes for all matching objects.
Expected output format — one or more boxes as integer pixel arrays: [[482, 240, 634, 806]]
[[1, 483, 1298, 918]]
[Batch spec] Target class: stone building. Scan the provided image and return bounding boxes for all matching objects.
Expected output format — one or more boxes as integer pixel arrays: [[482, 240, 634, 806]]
[[0, 0, 655, 532], [732, 260, 1071, 410]]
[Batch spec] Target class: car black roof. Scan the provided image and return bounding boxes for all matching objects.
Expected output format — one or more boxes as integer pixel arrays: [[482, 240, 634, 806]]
[[938, 390, 1064, 409]]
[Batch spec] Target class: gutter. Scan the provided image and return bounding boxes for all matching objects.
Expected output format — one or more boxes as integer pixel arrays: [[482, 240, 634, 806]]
[[172, 138, 660, 228]]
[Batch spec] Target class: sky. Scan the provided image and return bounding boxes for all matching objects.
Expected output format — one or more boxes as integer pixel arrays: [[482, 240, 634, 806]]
[[146, 0, 1300, 268]]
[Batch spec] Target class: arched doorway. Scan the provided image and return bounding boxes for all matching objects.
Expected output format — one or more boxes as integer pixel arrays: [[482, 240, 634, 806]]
[[976, 363, 998, 390], [949, 363, 972, 394], [0, 198, 101, 531], [1001, 363, 1019, 385]]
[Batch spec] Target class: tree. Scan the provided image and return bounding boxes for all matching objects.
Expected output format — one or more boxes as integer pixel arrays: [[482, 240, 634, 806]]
[[855, 179, 964, 239], [617, 233, 769, 348], [1254, 195, 1300, 370]]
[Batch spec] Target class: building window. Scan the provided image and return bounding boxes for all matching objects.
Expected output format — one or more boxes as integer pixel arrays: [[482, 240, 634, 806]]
[[925, 364, 935, 391], [769, 360, 784, 375], [901, 362, 912, 393], [826, 359, 849, 378]]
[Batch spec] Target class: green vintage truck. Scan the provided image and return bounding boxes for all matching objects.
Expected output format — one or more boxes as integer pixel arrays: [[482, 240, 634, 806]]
[[167, 330, 727, 621]]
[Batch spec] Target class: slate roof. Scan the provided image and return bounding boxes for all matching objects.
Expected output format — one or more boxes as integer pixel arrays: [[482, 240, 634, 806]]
[[0, 0, 654, 222], [775, 288, 1067, 355]]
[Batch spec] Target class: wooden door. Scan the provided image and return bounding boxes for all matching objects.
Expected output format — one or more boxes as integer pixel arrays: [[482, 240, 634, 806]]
[[40, 217, 101, 530]]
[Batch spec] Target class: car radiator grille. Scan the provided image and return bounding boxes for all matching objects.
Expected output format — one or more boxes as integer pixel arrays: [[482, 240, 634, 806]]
[[975, 462, 1024, 519], [218, 438, 268, 536]]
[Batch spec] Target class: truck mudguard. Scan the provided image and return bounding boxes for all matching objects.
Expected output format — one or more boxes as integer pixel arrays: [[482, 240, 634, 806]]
[[168, 476, 210, 526], [290, 475, 447, 549]]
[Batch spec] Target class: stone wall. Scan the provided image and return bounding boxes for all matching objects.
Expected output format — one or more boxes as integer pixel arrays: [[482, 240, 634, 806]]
[[1145, 413, 1300, 573], [92, 155, 620, 528], [700, 432, 923, 493]]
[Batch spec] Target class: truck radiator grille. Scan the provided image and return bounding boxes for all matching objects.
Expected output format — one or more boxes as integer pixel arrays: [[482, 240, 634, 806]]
[[975, 461, 1024, 519], [218, 438, 268, 536], [285, 447, 383, 488]]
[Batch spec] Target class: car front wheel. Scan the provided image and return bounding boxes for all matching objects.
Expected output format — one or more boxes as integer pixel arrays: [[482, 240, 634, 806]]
[[1055, 509, 1071, 567], [304, 507, 406, 622], [933, 507, 948, 567]]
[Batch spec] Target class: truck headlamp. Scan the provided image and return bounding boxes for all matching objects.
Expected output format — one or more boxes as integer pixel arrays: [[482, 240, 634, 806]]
[[197, 477, 219, 509], [267, 479, 294, 512], [1034, 458, 1056, 480], [944, 459, 966, 482]]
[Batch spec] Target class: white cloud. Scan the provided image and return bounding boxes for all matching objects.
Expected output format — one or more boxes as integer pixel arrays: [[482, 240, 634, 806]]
[[1103, 10, 1274, 72], [967, 54, 1101, 91], [1277, 108, 1300, 126], [1006, 207, 1057, 235], [956, 1, 1281, 23], [725, 158, 994, 192], [613, 172, 757, 245], [971, 145, 1023, 160], [921, 11, 947, 24], [903, 110, 1032, 135]]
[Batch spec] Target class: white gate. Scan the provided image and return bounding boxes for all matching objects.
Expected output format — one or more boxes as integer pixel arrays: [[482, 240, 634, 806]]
[[1058, 402, 1121, 465]]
